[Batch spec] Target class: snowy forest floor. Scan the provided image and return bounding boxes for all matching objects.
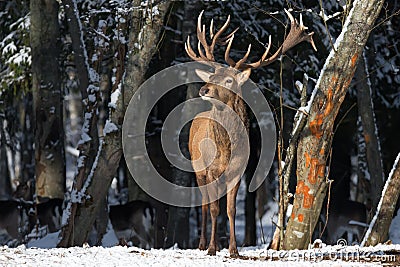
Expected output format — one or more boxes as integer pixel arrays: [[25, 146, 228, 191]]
[[1, 243, 400, 266], [1, 195, 400, 266], [1, 178, 400, 266]]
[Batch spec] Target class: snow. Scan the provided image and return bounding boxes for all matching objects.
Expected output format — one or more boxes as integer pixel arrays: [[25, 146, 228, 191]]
[[103, 120, 119, 135], [2, 241, 398, 266], [108, 84, 121, 109]]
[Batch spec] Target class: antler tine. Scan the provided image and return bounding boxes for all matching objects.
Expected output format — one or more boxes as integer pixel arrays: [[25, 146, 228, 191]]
[[281, 9, 317, 53], [234, 44, 252, 68], [209, 15, 231, 54], [197, 11, 213, 60], [238, 9, 317, 70], [217, 27, 239, 45], [225, 35, 237, 67], [210, 19, 214, 39], [186, 10, 238, 67], [261, 35, 273, 61], [197, 41, 208, 61], [185, 36, 199, 61]]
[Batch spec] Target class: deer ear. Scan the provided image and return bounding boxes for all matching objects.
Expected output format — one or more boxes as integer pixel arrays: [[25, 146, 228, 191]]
[[236, 68, 252, 86], [195, 69, 213, 82]]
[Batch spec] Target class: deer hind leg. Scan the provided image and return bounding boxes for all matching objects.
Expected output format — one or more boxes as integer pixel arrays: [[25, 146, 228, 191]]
[[207, 199, 219, 255], [198, 203, 208, 250], [196, 174, 208, 250], [199, 194, 208, 250], [206, 177, 219, 256], [227, 178, 240, 257]]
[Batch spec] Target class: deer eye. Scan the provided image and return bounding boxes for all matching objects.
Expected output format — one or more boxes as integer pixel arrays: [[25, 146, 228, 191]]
[[226, 78, 233, 84]]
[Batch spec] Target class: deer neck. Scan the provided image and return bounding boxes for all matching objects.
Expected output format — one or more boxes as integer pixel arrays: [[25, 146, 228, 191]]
[[209, 94, 249, 145]]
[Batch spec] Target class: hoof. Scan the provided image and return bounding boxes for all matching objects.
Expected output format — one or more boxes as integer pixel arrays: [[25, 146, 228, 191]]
[[198, 242, 207, 251], [207, 248, 217, 256], [229, 248, 239, 258]]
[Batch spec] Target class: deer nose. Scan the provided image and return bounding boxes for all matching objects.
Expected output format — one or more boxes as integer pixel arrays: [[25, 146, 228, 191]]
[[199, 87, 209, 96]]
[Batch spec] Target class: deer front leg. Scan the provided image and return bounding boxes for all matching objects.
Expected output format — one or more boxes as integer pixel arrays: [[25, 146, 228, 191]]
[[199, 202, 208, 250], [207, 199, 219, 255], [197, 174, 208, 250], [227, 180, 240, 257]]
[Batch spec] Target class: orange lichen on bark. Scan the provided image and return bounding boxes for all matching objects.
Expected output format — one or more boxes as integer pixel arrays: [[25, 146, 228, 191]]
[[308, 158, 319, 184], [298, 214, 304, 222], [309, 80, 336, 138], [343, 78, 352, 92], [295, 181, 314, 209], [317, 164, 325, 178], [303, 190, 314, 209], [305, 152, 311, 168], [351, 53, 359, 68], [309, 114, 324, 138], [307, 159, 325, 184], [305, 151, 325, 184], [364, 134, 370, 143], [323, 88, 334, 116], [296, 181, 305, 194]]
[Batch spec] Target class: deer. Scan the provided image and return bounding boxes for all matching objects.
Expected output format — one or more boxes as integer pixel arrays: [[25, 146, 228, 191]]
[[0, 181, 34, 244], [109, 200, 155, 249], [324, 200, 368, 245], [185, 10, 316, 257]]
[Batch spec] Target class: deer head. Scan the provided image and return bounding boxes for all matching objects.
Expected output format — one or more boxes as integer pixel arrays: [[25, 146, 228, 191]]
[[185, 10, 317, 104]]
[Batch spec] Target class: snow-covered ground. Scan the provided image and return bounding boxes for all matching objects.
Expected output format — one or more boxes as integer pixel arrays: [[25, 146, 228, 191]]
[[1, 242, 399, 266], [1, 212, 399, 266], [2, 173, 399, 266], [1, 227, 399, 267]]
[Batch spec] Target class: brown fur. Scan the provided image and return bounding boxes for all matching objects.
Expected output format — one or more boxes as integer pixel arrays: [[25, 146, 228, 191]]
[[189, 67, 251, 257]]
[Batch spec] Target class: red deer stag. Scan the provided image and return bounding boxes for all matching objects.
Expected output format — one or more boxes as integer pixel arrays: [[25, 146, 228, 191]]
[[186, 10, 316, 257]]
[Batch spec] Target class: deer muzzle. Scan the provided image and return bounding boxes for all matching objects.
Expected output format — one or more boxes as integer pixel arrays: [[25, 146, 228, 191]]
[[199, 86, 210, 97]]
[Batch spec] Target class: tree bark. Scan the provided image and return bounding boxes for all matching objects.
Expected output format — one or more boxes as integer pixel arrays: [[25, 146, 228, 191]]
[[58, 0, 102, 247], [362, 153, 400, 246], [283, 0, 384, 250], [30, 0, 65, 201], [165, 0, 200, 249], [0, 119, 12, 200], [355, 55, 384, 210], [58, 0, 170, 247]]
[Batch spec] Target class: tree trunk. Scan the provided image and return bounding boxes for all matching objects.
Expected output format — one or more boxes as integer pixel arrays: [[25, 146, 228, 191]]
[[362, 153, 400, 246], [58, 0, 171, 247], [244, 179, 256, 246], [165, 1, 200, 249], [58, 0, 102, 247], [355, 55, 384, 210], [283, 0, 384, 250], [0, 119, 12, 200], [30, 0, 65, 201]]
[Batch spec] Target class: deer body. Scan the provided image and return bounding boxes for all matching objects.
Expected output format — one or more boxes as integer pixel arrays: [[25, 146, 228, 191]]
[[189, 68, 250, 256], [325, 200, 368, 245], [109, 200, 154, 249], [185, 10, 316, 257], [0, 201, 21, 241]]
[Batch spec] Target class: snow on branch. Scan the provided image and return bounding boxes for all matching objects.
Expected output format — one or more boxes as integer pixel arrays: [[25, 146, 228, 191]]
[[361, 152, 400, 246]]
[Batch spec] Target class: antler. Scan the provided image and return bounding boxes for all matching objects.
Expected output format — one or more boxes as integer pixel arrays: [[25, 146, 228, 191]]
[[225, 9, 317, 70], [185, 10, 237, 65]]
